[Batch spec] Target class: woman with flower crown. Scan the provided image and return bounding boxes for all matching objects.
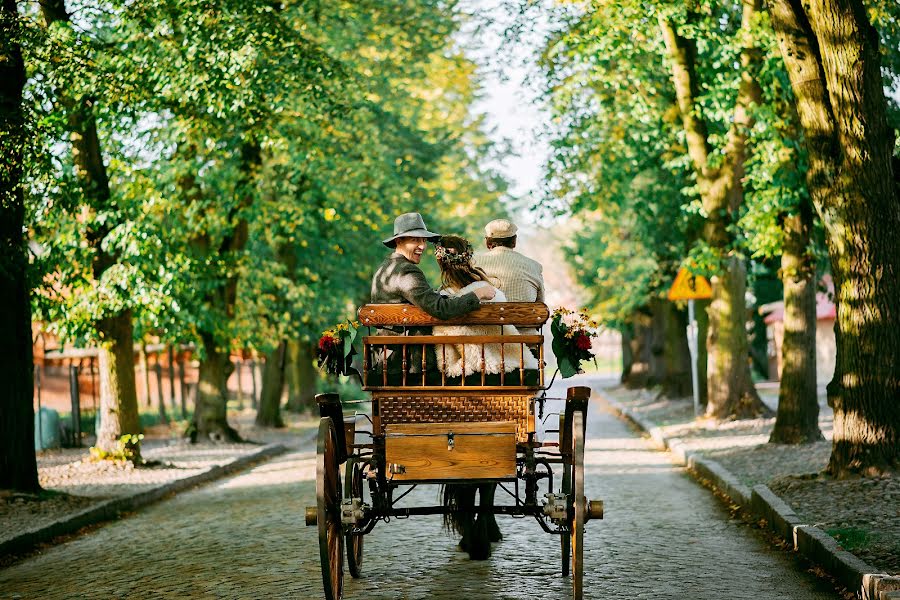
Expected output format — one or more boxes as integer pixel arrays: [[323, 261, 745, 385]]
[[432, 234, 538, 378], [433, 235, 539, 561]]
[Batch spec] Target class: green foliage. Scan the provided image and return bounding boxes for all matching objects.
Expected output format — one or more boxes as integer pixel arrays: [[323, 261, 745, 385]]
[[537, 0, 855, 322], [89, 433, 144, 464], [20, 0, 508, 362]]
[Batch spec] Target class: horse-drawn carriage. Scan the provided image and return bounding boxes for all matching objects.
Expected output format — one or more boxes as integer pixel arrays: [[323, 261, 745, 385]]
[[306, 302, 603, 599]]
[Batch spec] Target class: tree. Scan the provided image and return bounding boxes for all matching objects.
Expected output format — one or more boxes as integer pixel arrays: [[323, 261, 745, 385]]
[[767, 0, 900, 475], [657, 0, 770, 419], [38, 0, 141, 458], [0, 0, 40, 492]]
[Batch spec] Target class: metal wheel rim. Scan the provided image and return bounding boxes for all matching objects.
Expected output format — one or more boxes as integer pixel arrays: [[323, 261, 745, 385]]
[[317, 417, 344, 600], [571, 411, 585, 599], [345, 461, 365, 578]]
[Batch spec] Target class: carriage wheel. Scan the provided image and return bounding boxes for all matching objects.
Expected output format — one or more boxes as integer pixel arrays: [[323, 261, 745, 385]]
[[317, 417, 344, 600], [571, 410, 586, 600], [560, 412, 571, 577], [344, 460, 365, 578]]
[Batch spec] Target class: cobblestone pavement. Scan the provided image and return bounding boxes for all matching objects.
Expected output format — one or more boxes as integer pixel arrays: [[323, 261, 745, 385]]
[[0, 379, 840, 599]]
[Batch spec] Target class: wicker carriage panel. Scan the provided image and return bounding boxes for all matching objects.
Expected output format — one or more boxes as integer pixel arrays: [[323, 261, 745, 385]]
[[375, 393, 535, 442]]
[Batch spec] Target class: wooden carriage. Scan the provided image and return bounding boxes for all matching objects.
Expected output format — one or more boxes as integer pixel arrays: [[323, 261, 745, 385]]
[[306, 302, 603, 599]]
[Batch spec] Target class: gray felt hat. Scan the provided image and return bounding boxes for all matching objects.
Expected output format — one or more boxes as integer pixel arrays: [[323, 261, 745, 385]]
[[382, 212, 441, 247]]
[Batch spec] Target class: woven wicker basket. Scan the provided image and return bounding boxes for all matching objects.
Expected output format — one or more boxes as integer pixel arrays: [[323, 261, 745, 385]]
[[374, 391, 535, 442]]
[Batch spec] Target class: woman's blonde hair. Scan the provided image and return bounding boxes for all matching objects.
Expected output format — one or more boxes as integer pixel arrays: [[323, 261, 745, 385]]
[[435, 235, 495, 291]]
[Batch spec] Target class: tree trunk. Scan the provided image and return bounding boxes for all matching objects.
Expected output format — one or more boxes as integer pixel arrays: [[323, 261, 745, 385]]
[[190, 140, 259, 441], [768, 0, 900, 475], [286, 340, 318, 413], [139, 342, 152, 407], [620, 323, 634, 384], [621, 310, 653, 388], [256, 342, 286, 427], [194, 332, 240, 442], [0, 0, 40, 492], [660, 302, 692, 397], [706, 257, 769, 418], [770, 205, 822, 443], [95, 311, 142, 457], [659, 1, 769, 419]]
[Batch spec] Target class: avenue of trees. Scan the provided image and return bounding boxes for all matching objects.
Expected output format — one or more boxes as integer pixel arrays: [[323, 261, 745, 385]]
[[3, 0, 898, 494], [1, 0, 507, 491], [540, 0, 899, 477]]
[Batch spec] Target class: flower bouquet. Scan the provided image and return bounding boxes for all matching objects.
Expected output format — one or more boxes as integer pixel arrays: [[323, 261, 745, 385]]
[[317, 321, 359, 376], [550, 308, 598, 378]]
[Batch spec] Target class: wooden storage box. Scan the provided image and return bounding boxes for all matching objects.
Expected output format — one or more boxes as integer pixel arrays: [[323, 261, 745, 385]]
[[384, 421, 517, 481]]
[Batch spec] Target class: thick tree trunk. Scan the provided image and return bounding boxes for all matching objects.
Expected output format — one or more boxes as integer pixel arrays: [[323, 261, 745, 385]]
[[768, 0, 900, 475], [770, 205, 822, 443], [0, 0, 40, 492], [659, 1, 769, 419], [95, 311, 142, 457], [286, 340, 318, 413], [706, 257, 768, 418], [256, 342, 286, 427], [194, 333, 240, 442]]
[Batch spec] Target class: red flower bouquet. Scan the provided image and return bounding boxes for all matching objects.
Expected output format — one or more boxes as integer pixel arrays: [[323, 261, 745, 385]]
[[550, 308, 598, 378], [316, 321, 359, 376]]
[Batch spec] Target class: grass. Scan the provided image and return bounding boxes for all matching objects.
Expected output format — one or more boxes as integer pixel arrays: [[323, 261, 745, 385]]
[[826, 526, 872, 551]]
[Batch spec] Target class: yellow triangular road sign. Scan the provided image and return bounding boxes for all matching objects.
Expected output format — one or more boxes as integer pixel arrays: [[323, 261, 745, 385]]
[[668, 268, 713, 301]]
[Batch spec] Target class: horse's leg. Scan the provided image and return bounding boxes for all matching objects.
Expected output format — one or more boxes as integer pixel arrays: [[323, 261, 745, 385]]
[[443, 484, 477, 552], [481, 483, 503, 542]]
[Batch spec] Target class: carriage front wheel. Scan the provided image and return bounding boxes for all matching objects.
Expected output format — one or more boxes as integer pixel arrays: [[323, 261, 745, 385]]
[[317, 417, 344, 600]]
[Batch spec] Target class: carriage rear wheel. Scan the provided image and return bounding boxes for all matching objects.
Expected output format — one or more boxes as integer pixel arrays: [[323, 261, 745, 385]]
[[570, 410, 586, 600], [317, 417, 344, 600], [345, 460, 365, 578]]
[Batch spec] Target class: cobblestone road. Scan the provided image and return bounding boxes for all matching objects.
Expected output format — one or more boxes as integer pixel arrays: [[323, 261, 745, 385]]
[[1, 379, 840, 599]]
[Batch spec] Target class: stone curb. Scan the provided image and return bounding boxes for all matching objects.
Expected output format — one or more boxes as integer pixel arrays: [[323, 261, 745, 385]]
[[598, 390, 899, 599], [1, 442, 287, 559]]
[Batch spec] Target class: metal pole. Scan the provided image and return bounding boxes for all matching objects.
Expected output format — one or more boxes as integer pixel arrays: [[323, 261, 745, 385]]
[[69, 365, 82, 447], [687, 299, 701, 416]]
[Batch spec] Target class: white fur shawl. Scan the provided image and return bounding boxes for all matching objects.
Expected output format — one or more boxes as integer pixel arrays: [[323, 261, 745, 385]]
[[433, 281, 539, 377]]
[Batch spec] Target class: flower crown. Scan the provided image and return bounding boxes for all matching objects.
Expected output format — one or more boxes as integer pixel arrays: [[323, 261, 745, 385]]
[[434, 243, 473, 265]]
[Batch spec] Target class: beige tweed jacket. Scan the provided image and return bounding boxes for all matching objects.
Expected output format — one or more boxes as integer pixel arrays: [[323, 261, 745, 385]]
[[473, 247, 545, 303]]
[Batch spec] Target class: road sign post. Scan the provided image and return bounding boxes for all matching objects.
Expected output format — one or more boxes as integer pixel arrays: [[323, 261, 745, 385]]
[[667, 268, 712, 417]]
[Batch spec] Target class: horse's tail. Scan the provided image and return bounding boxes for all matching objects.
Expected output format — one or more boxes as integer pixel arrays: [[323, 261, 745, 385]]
[[441, 483, 476, 535]]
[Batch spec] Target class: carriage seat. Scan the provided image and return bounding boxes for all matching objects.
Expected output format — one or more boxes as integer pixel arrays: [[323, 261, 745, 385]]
[[357, 302, 550, 391]]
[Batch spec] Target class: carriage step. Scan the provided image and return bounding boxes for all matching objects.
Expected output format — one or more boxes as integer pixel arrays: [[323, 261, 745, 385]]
[[305, 506, 317, 526]]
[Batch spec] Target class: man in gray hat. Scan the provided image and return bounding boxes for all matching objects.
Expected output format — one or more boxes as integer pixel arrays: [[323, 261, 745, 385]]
[[372, 212, 495, 311], [474, 218, 545, 307]]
